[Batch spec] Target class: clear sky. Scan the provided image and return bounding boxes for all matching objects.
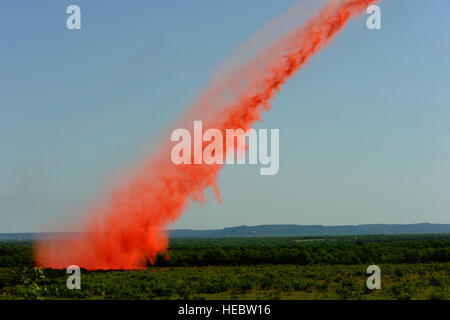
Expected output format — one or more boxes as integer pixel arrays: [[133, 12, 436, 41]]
[[1, 0, 449, 232]]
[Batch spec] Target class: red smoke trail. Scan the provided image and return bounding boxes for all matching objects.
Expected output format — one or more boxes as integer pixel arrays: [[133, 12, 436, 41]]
[[36, 0, 379, 269]]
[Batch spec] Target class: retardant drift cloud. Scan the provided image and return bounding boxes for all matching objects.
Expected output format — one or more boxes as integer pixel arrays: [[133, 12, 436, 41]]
[[37, 0, 380, 270]]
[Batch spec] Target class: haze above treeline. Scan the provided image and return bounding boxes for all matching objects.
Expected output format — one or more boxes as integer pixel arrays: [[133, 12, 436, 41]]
[[1, 223, 450, 241]]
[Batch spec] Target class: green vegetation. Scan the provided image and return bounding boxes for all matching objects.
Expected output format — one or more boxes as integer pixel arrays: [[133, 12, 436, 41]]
[[0, 234, 449, 300]]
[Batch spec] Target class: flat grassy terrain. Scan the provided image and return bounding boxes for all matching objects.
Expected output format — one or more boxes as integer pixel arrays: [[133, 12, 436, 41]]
[[0, 235, 449, 300]]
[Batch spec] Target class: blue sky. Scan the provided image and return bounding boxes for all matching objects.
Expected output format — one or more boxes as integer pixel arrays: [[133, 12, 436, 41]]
[[1, 0, 449, 232]]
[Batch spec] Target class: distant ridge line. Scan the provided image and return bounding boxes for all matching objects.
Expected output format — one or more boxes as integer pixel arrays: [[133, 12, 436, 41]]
[[168, 223, 450, 238], [1, 223, 449, 240]]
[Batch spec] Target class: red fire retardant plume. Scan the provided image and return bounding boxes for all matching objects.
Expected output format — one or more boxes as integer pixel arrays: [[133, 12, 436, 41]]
[[36, 0, 379, 269]]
